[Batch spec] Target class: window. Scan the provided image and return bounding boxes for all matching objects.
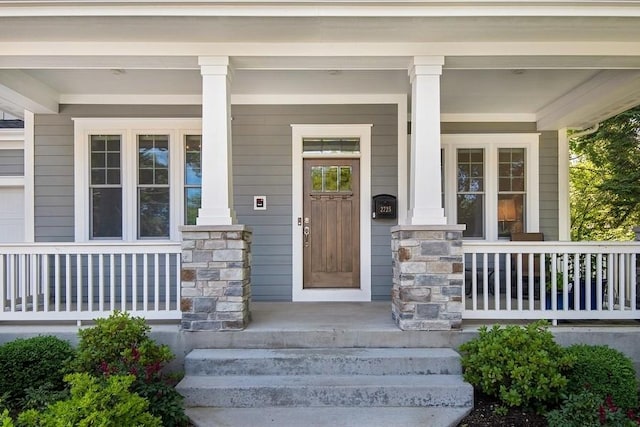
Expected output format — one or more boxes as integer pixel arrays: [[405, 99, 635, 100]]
[[184, 135, 202, 225], [442, 134, 539, 241], [90, 135, 122, 238], [74, 119, 202, 242]]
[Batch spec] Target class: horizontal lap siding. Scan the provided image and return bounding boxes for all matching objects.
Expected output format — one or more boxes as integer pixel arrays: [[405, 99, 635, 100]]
[[0, 149, 24, 176], [34, 105, 201, 242], [232, 104, 397, 301]]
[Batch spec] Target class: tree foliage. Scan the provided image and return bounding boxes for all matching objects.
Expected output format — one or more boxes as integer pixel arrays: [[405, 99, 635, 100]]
[[570, 106, 640, 240]]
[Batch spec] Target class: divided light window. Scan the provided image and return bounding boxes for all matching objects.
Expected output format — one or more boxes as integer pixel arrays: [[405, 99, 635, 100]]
[[457, 148, 485, 238], [184, 135, 202, 225], [497, 148, 526, 238], [90, 135, 122, 239], [138, 135, 170, 239], [77, 119, 202, 242]]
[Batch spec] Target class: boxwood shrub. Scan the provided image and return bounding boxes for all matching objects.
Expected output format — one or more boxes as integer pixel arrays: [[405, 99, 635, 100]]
[[0, 336, 75, 412], [564, 344, 638, 410]]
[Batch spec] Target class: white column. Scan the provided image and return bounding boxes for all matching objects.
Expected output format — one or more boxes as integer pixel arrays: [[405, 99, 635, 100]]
[[197, 56, 235, 225], [408, 56, 447, 225]]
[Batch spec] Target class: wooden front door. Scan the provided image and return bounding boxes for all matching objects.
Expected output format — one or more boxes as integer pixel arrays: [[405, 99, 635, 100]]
[[303, 158, 360, 288]]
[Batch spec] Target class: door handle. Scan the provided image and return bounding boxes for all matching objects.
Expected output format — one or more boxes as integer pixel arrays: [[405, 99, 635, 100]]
[[303, 226, 310, 247]]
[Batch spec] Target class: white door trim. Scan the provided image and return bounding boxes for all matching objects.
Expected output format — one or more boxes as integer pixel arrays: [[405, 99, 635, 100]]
[[291, 124, 372, 302]]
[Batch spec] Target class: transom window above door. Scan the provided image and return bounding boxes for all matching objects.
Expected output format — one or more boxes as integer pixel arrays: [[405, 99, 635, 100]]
[[74, 118, 202, 242]]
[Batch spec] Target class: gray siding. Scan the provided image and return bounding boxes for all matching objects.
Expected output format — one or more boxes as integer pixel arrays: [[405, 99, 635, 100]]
[[0, 149, 24, 175], [232, 104, 397, 301], [34, 105, 201, 242], [442, 122, 559, 240], [539, 131, 559, 240]]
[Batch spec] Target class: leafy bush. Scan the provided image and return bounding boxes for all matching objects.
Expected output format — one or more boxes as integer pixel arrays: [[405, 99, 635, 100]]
[[74, 311, 188, 426], [547, 391, 640, 427], [546, 390, 603, 427], [0, 336, 75, 412], [564, 344, 639, 410], [459, 320, 574, 409], [0, 409, 14, 427], [16, 373, 161, 427]]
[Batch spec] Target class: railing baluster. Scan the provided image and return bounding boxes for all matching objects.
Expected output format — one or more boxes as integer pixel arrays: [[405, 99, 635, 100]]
[[585, 253, 592, 311], [54, 254, 60, 312], [121, 254, 127, 312], [539, 252, 546, 312], [42, 254, 49, 313], [110, 254, 115, 312], [20, 254, 27, 312], [76, 254, 82, 313], [516, 253, 523, 311], [154, 253, 160, 312], [132, 254, 137, 312], [631, 254, 637, 312], [608, 253, 614, 311], [528, 252, 534, 310], [482, 253, 489, 310], [618, 254, 625, 311], [493, 253, 500, 311], [143, 254, 149, 312], [551, 253, 558, 311], [0, 255, 5, 313], [31, 254, 38, 313], [165, 253, 171, 311], [505, 253, 511, 311], [88, 254, 93, 312], [98, 254, 104, 312], [65, 254, 71, 312]]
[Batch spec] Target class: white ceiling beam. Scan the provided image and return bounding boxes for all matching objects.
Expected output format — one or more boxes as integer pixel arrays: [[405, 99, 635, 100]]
[[0, 70, 59, 114], [2, 42, 640, 58], [536, 70, 640, 130], [1, 1, 640, 18], [0, 56, 199, 70]]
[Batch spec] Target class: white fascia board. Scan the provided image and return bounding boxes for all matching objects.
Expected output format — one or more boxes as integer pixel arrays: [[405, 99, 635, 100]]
[[0, 70, 58, 114], [60, 94, 203, 105], [4, 42, 640, 57], [2, 2, 640, 18], [0, 56, 200, 70]]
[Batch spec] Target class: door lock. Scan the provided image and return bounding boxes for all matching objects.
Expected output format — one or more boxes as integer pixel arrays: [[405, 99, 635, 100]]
[[303, 226, 310, 247]]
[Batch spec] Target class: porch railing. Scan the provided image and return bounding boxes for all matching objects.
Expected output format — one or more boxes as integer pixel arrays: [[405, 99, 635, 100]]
[[0, 243, 182, 323], [463, 241, 639, 322]]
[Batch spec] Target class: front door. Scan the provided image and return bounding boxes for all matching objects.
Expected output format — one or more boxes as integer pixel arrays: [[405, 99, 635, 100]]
[[303, 158, 360, 288]]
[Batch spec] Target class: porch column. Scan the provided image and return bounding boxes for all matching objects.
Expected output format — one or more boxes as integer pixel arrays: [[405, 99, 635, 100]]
[[197, 56, 235, 225], [408, 56, 446, 225], [391, 57, 464, 331]]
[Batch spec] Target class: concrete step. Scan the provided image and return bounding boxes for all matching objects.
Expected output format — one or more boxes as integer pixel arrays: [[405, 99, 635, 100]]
[[177, 374, 473, 408], [184, 348, 462, 376], [185, 407, 473, 427]]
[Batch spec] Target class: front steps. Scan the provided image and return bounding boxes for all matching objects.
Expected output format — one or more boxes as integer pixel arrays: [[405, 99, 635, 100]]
[[177, 348, 473, 426]]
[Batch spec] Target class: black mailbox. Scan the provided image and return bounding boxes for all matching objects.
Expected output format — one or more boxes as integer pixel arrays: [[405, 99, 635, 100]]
[[372, 194, 397, 219]]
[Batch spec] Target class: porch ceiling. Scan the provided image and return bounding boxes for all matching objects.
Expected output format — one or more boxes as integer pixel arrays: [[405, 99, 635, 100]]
[[1, 12, 639, 129]]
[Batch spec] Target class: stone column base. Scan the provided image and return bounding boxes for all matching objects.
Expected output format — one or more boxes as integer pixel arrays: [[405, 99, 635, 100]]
[[391, 225, 465, 331], [180, 225, 252, 331]]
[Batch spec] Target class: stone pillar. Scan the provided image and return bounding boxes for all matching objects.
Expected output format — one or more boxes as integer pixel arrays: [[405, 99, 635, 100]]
[[391, 224, 465, 330], [180, 225, 251, 331], [408, 56, 447, 225]]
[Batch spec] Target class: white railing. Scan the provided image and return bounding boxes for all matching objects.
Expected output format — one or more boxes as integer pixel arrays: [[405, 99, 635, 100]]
[[0, 243, 182, 323], [463, 241, 639, 323]]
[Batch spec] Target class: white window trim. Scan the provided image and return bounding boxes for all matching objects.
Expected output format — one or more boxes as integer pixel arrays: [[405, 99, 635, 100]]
[[442, 133, 540, 241], [73, 118, 201, 243], [291, 124, 372, 302]]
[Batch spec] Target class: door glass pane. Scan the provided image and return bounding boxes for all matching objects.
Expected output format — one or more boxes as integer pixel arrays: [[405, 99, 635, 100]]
[[339, 166, 352, 191], [325, 166, 338, 191], [311, 167, 323, 191], [139, 188, 170, 238]]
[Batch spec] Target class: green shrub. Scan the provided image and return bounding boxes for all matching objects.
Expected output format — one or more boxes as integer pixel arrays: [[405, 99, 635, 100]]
[[16, 373, 161, 427], [0, 409, 14, 427], [0, 336, 75, 412], [546, 390, 602, 427], [459, 320, 574, 409], [547, 391, 640, 427], [74, 311, 187, 426], [564, 344, 639, 410]]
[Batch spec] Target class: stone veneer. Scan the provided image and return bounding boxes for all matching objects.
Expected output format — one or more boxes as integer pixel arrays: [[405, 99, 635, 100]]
[[180, 225, 252, 331], [391, 225, 465, 331]]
